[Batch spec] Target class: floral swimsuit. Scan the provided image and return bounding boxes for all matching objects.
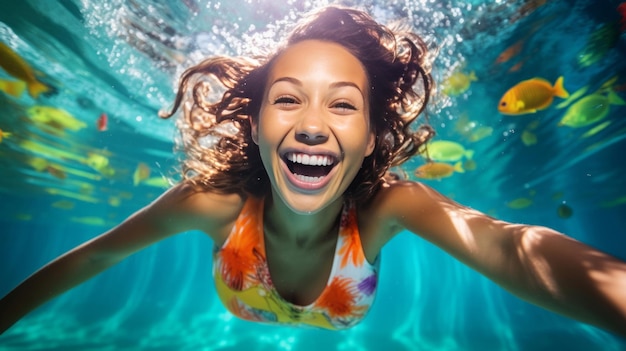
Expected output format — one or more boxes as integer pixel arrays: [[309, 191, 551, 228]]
[[213, 196, 380, 330]]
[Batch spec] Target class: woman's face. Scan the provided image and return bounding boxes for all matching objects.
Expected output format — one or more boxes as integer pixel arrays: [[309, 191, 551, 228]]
[[254, 39, 375, 214]]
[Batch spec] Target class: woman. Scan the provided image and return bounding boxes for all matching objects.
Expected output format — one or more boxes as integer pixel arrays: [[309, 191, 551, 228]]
[[1, 6, 625, 335]]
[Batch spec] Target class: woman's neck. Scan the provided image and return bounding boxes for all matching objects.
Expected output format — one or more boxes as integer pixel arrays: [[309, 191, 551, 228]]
[[263, 192, 344, 249]]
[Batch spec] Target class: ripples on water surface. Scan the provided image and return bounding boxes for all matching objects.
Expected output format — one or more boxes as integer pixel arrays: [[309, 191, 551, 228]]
[[1, 0, 625, 350]]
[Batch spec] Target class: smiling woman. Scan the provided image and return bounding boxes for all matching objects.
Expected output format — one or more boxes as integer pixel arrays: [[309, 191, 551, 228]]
[[1, 3, 626, 345], [255, 40, 375, 214]]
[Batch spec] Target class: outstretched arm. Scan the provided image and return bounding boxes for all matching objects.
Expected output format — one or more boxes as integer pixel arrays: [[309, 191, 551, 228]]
[[0, 184, 241, 334], [383, 181, 626, 336]]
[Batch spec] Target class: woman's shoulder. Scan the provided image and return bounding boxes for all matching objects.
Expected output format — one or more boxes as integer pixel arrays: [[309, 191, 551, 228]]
[[150, 182, 247, 241], [166, 182, 246, 213], [365, 179, 434, 213], [357, 180, 435, 246]]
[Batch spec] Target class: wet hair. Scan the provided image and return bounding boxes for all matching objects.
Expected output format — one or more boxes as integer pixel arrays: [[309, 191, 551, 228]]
[[160, 5, 435, 202]]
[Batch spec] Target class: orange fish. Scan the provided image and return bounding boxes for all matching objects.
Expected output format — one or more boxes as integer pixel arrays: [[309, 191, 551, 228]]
[[496, 39, 526, 64], [498, 77, 569, 115], [97, 113, 108, 131], [0, 42, 50, 98]]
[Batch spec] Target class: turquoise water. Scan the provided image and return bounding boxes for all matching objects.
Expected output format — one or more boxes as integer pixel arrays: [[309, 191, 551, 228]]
[[1, 0, 625, 350]]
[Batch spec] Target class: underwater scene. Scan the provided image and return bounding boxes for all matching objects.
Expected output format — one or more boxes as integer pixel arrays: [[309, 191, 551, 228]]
[[1, 0, 625, 350]]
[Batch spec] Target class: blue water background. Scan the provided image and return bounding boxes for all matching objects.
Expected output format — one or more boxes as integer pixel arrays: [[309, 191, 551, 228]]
[[1, 0, 625, 350]]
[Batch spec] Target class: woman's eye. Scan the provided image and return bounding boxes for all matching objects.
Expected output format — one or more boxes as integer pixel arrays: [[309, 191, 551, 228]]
[[333, 101, 357, 111], [273, 96, 297, 105]]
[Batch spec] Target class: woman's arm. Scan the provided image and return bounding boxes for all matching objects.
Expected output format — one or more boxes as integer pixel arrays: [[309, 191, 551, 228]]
[[0, 183, 242, 334], [381, 181, 626, 336]]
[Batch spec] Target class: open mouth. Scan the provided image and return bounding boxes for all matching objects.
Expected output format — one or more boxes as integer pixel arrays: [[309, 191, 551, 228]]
[[282, 152, 337, 184]]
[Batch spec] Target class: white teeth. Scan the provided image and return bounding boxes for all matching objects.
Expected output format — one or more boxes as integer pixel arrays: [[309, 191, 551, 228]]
[[294, 174, 323, 183], [286, 153, 334, 166]]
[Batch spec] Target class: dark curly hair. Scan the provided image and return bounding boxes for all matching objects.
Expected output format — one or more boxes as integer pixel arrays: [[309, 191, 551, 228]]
[[160, 5, 435, 203]]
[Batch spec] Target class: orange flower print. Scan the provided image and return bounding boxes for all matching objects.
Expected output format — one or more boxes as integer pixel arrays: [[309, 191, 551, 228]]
[[338, 208, 365, 268], [315, 277, 366, 319], [219, 202, 264, 290]]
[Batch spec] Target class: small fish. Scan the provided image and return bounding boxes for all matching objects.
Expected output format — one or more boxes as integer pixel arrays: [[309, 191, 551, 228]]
[[0, 42, 51, 98], [441, 70, 478, 96], [496, 38, 526, 64], [557, 203, 573, 219], [52, 200, 75, 210], [467, 126, 493, 142], [133, 162, 151, 185], [421, 140, 474, 162], [46, 165, 67, 179], [551, 191, 564, 200], [85, 152, 109, 170], [25, 157, 49, 172], [0, 128, 11, 143], [108, 196, 122, 207], [507, 59, 526, 73], [559, 90, 625, 128], [143, 176, 171, 188], [499, 77, 569, 115], [97, 113, 108, 131], [70, 216, 107, 226], [463, 159, 477, 171], [45, 188, 100, 203], [414, 161, 464, 180], [27, 106, 87, 132], [0, 78, 26, 97], [506, 197, 533, 209], [577, 22, 620, 68], [521, 130, 537, 146]]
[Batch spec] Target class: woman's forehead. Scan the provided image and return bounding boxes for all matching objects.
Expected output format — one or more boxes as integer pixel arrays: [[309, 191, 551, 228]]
[[267, 40, 368, 89]]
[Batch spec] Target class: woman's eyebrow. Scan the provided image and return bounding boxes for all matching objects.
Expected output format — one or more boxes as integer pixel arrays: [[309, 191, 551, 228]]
[[270, 77, 365, 98], [270, 76, 302, 87], [329, 81, 364, 96]]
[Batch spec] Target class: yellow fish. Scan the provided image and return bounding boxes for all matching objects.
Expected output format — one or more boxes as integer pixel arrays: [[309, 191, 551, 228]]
[[521, 130, 537, 146], [27, 106, 86, 132], [506, 197, 533, 209], [498, 76, 569, 115], [0, 78, 26, 97], [414, 161, 464, 180], [0, 42, 50, 98], [442, 70, 478, 96], [421, 140, 474, 162], [143, 176, 171, 188], [52, 200, 75, 210], [559, 90, 625, 128], [70, 216, 107, 226], [0, 128, 11, 143], [133, 162, 151, 185], [467, 126, 493, 142]]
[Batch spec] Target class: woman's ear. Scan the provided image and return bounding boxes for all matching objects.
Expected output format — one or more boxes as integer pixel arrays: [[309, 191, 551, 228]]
[[250, 116, 259, 145], [365, 131, 375, 157]]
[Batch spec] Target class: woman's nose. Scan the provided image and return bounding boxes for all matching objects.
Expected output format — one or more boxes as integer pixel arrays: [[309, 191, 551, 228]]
[[295, 110, 329, 145], [295, 131, 329, 144]]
